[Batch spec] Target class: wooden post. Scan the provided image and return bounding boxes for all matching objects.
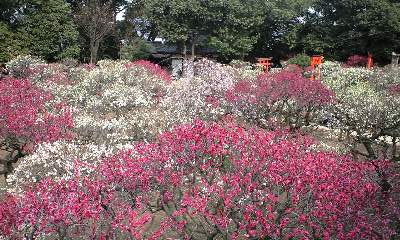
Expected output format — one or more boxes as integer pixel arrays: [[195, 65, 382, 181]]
[[367, 52, 373, 69], [310, 55, 323, 81]]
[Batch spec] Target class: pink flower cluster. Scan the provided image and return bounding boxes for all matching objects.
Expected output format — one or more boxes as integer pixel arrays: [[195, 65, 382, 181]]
[[125, 60, 172, 83], [0, 77, 73, 151], [1, 120, 398, 239], [225, 68, 334, 128], [346, 55, 368, 67], [387, 84, 400, 95]]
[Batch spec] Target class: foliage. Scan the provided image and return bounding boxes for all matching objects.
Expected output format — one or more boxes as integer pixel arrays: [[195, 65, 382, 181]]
[[0, 121, 398, 239], [294, 0, 400, 62], [143, 0, 206, 50], [119, 38, 155, 61], [15, 0, 80, 61], [286, 54, 310, 68], [143, 0, 267, 59], [75, 0, 115, 63], [0, 22, 15, 63], [205, 0, 266, 59]]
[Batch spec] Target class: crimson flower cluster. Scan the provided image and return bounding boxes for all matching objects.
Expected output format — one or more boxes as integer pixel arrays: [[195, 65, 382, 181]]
[[225, 68, 334, 128], [346, 55, 368, 67], [125, 60, 172, 83], [0, 76, 73, 152], [1, 121, 398, 239]]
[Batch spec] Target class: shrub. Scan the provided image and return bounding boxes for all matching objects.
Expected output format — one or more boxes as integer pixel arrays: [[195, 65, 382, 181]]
[[126, 60, 171, 83], [321, 61, 373, 94], [66, 60, 169, 143], [4, 140, 132, 193], [0, 121, 398, 239], [226, 68, 334, 129], [5, 55, 44, 78], [346, 54, 368, 67], [0, 77, 73, 148], [322, 64, 400, 161], [286, 54, 310, 68], [0, 77, 73, 176], [162, 59, 240, 127], [230, 59, 263, 79]]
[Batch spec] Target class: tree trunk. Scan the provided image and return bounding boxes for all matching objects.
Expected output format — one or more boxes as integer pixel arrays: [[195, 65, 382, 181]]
[[191, 39, 195, 59], [182, 41, 187, 59], [90, 40, 100, 64]]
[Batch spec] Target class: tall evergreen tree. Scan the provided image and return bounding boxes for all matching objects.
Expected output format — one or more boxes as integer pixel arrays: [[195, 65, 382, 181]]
[[294, 0, 400, 62], [16, 0, 80, 61]]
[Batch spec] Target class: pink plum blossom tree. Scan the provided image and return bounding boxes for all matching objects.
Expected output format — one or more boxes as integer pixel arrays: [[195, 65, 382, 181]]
[[1, 121, 398, 239]]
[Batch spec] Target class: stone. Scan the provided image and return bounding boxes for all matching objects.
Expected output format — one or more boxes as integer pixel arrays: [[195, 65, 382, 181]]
[[171, 57, 183, 79], [0, 174, 6, 189], [392, 52, 400, 67], [0, 149, 10, 160]]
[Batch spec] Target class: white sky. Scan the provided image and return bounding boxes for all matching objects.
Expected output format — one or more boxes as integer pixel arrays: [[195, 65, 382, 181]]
[[116, 8, 126, 21]]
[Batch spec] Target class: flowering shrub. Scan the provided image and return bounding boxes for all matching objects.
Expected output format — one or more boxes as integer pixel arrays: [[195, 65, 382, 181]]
[[346, 54, 368, 67], [126, 60, 172, 83], [61, 60, 168, 112], [230, 59, 263, 79], [0, 121, 398, 239], [162, 59, 240, 127], [20, 64, 73, 103], [0, 77, 73, 147], [226, 67, 334, 129], [0, 77, 73, 177], [22, 60, 171, 144], [321, 63, 400, 161], [4, 140, 134, 193], [5, 55, 44, 78], [321, 61, 373, 94]]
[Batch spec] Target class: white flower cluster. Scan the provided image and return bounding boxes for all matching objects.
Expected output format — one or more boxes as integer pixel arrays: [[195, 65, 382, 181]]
[[321, 61, 374, 94], [229, 59, 263, 79], [29, 60, 170, 143], [6, 55, 44, 77], [320, 62, 400, 159], [73, 108, 166, 144], [162, 59, 241, 127], [6, 140, 133, 193]]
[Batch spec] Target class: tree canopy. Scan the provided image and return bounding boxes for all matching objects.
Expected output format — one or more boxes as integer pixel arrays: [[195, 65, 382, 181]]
[[293, 0, 400, 62], [0, 0, 399, 63]]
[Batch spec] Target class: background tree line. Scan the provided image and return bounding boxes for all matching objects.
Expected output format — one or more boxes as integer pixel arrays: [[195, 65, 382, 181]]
[[1, 0, 399, 64]]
